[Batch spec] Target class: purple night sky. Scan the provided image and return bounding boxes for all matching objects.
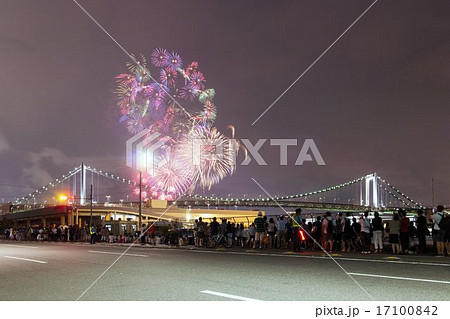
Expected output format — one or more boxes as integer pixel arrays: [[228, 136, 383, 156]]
[[0, 0, 449, 206]]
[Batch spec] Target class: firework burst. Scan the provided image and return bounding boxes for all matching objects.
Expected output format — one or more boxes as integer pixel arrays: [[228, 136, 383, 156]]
[[167, 51, 183, 70], [152, 151, 192, 195], [189, 71, 206, 90], [151, 48, 169, 67], [115, 48, 244, 197], [177, 127, 236, 190]]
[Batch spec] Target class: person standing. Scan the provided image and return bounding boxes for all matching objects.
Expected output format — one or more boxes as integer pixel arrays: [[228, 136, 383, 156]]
[[148, 224, 156, 245], [351, 217, 361, 252], [292, 208, 303, 253], [242, 225, 249, 247], [267, 218, 276, 248], [253, 212, 266, 250], [193, 219, 198, 246], [276, 215, 287, 249], [342, 213, 353, 252], [416, 209, 428, 254], [371, 212, 384, 253], [210, 217, 220, 237], [236, 223, 244, 246], [248, 223, 256, 247], [197, 217, 206, 247], [226, 221, 233, 247], [430, 205, 447, 257], [399, 209, 410, 254], [89, 224, 96, 244], [312, 216, 322, 250], [334, 213, 344, 251], [321, 212, 334, 252], [140, 224, 146, 245], [220, 219, 227, 235], [360, 212, 371, 254], [388, 214, 401, 254]]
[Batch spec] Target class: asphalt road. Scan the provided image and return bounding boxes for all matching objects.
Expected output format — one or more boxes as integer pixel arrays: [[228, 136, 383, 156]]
[[0, 241, 449, 301]]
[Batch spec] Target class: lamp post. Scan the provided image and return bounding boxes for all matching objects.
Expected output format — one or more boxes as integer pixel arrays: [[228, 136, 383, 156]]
[[89, 185, 93, 226], [139, 170, 142, 230]]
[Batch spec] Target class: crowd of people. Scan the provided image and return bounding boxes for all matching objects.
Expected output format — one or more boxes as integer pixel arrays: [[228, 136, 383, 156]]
[[3, 206, 449, 256], [3, 224, 145, 245], [192, 206, 450, 256]]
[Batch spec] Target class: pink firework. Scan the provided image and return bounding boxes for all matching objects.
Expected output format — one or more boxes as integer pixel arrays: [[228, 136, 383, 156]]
[[167, 51, 183, 70], [185, 61, 199, 77], [152, 152, 192, 195], [203, 100, 217, 121], [189, 71, 206, 90], [115, 73, 136, 86], [179, 85, 199, 101], [127, 115, 144, 134], [160, 67, 177, 87], [151, 48, 169, 67], [163, 107, 176, 125], [148, 84, 166, 109], [116, 48, 243, 197]]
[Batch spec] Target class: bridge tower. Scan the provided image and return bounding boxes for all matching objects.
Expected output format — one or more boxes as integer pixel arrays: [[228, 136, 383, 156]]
[[80, 162, 86, 205], [360, 172, 380, 208]]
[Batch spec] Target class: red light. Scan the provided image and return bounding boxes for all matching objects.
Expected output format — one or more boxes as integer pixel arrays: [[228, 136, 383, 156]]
[[299, 230, 306, 241]]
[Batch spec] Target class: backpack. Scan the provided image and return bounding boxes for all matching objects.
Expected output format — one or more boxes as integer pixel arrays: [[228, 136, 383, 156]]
[[438, 213, 448, 230], [326, 218, 334, 234]]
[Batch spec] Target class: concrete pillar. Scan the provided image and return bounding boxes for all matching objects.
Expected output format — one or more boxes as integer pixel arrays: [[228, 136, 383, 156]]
[[26, 219, 31, 228], [60, 215, 66, 226], [41, 218, 46, 227], [13, 220, 17, 229]]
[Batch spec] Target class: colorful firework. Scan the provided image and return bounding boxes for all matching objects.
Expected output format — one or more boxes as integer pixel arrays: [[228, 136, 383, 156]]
[[160, 67, 177, 87], [115, 48, 243, 198], [189, 71, 206, 90], [202, 100, 217, 122], [179, 85, 199, 101], [176, 127, 236, 190], [167, 51, 183, 70], [185, 61, 199, 77], [152, 152, 192, 195], [150, 48, 169, 67], [127, 114, 145, 135]]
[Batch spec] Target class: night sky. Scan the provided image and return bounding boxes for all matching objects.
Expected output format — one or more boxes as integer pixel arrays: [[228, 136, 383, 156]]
[[0, 0, 449, 206]]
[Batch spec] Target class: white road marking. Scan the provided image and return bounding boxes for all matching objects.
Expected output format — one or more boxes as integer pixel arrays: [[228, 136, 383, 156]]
[[4, 256, 47, 264], [88, 250, 148, 257], [348, 273, 450, 285], [201, 290, 261, 301], [0, 244, 38, 249]]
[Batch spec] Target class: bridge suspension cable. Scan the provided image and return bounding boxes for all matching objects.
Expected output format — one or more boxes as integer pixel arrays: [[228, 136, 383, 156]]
[[12, 164, 424, 210], [377, 177, 423, 208], [14, 165, 81, 204]]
